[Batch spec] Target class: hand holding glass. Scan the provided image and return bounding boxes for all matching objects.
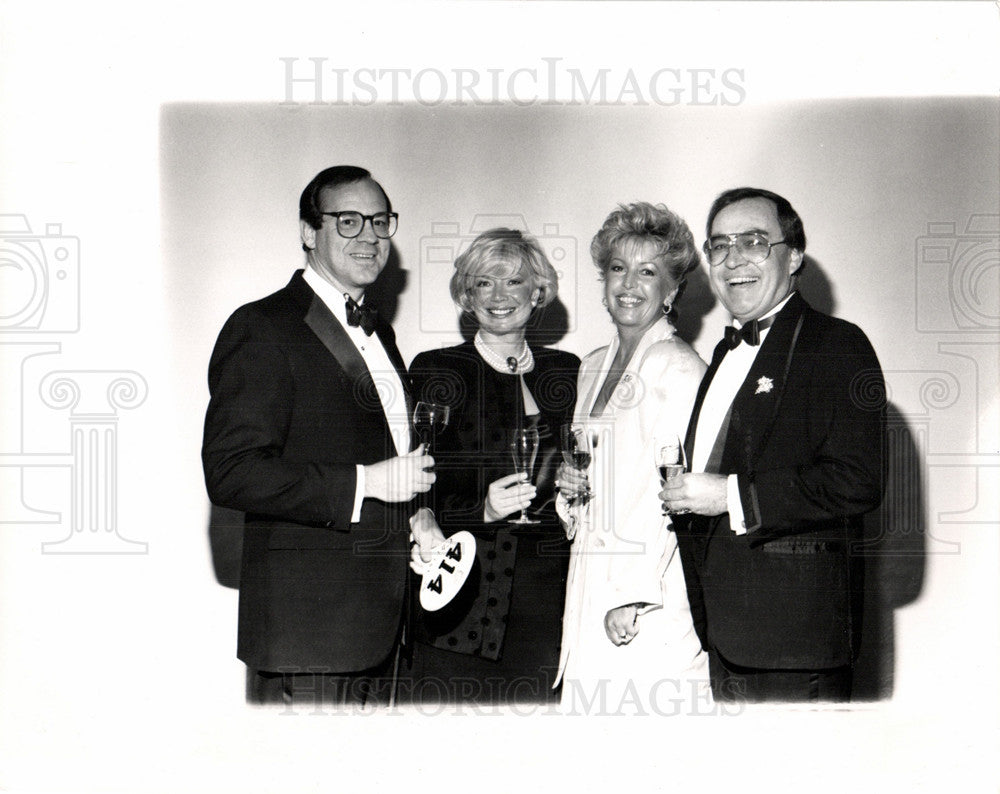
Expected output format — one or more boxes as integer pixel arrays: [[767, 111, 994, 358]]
[[413, 401, 450, 450], [559, 423, 592, 504], [509, 427, 540, 525], [654, 435, 687, 515]]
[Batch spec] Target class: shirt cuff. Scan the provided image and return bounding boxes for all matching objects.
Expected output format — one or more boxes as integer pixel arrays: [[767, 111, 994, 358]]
[[351, 464, 366, 524], [727, 474, 747, 535]]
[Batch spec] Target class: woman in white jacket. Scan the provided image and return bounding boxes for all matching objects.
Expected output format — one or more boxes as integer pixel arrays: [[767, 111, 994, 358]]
[[555, 202, 711, 715]]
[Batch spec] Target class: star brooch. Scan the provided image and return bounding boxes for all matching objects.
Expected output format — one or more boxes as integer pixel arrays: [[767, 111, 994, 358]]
[[755, 376, 774, 395]]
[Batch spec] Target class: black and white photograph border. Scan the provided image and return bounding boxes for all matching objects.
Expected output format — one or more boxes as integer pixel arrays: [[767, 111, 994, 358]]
[[1, 2, 997, 793]]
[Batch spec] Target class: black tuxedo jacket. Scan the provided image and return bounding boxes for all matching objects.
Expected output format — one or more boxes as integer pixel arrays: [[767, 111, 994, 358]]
[[675, 293, 886, 670], [202, 270, 413, 673]]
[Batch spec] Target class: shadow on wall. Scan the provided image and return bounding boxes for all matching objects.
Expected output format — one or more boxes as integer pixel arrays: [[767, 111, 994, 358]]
[[852, 403, 928, 700], [674, 264, 715, 346], [797, 254, 835, 316], [364, 247, 406, 325]]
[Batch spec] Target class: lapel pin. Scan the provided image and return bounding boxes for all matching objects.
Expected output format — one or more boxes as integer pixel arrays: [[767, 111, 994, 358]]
[[755, 376, 774, 395]]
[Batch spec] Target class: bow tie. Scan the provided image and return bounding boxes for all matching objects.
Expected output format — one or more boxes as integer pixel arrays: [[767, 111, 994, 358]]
[[722, 315, 776, 349], [345, 295, 377, 336]]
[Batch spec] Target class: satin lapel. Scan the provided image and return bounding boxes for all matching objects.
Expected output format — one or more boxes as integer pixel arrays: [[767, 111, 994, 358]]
[[374, 319, 413, 403], [683, 338, 729, 468], [303, 293, 371, 385], [721, 294, 807, 474], [679, 338, 729, 567], [374, 318, 416, 448], [375, 319, 409, 387]]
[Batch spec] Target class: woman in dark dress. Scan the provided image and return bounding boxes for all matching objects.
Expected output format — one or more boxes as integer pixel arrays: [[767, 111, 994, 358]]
[[407, 228, 580, 705]]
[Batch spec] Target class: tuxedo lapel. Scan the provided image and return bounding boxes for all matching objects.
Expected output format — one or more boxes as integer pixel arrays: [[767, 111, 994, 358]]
[[375, 319, 409, 388], [374, 317, 416, 448], [304, 293, 372, 385], [677, 337, 731, 566], [300, 280, 412, 448], [721, 293, 807, 475], [684, 338, 730, 468]]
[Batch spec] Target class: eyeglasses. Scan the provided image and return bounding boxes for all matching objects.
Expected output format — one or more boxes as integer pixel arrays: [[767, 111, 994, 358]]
[[703, 233, 787, 266], [320, 211, 399, 239]]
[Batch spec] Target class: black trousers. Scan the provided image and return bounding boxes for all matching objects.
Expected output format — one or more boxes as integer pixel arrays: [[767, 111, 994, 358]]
[[709, 648, 852, 704]]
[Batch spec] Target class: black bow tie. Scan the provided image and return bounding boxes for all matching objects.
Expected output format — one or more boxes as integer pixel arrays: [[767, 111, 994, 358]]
[[345, 295, 377, 336], [722, 315, 776, 349]]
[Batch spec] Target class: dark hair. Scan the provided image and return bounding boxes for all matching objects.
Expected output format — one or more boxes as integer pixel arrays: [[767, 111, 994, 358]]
[[450, 228, 559, 312], [299, 166, 391, 251], [705, 187, 806, 253], [590, 202, 701, 292]]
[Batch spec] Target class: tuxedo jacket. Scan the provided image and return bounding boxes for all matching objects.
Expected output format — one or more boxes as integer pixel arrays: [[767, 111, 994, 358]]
[[202, 270, 413, 673], [675, 293, 886, 670]]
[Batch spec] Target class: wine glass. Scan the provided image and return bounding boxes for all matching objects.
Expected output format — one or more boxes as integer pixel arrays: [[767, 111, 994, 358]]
[[413, 401, 450, 450], [559, 422, 593, 504], [653, 434, 686, 515], [509, 426, 540, 525]]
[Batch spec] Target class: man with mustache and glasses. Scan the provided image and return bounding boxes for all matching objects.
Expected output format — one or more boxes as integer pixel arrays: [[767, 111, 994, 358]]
[[203, 165, 438, 706], [662, 187, 886, 703]]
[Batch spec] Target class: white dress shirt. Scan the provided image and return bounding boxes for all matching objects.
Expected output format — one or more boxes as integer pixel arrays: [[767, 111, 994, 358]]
[[691, 293, 794, 534], [303, 265, 412, 522]]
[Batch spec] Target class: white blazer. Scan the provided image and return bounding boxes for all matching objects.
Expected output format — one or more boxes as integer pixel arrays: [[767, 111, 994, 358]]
[[555, 319, 709, 708]]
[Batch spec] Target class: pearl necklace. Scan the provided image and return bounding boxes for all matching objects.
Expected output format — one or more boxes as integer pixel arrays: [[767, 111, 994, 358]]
[[474, 331, 534, 375]]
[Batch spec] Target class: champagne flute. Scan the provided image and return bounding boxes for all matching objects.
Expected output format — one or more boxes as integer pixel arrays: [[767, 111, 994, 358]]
[[509, 427, 540, 525], [559, 422, 593, 504], [654, 435, 686, 515], [413, 401, 450, 450]]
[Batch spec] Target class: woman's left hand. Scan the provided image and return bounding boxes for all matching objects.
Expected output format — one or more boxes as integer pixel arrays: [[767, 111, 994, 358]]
[[484, 472, 536, 522], [604, 604, 639, 646], [556, 462, 589, 501]]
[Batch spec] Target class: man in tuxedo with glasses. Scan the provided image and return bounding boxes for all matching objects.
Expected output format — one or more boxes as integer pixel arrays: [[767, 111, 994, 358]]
[[203, 165, 438, 705], [662, 187, 886, 703]]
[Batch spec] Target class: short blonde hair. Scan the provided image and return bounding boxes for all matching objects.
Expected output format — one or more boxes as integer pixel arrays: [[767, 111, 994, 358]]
[[590, 202, 700, 286], [449, 228, 559, 312]]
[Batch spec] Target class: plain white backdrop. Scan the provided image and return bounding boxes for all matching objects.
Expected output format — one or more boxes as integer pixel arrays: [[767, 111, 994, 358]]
[[1, 2, 998, 793]]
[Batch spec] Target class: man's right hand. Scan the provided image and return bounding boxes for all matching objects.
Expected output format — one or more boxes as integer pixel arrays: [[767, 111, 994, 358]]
[[364, 445, 436, 503]]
